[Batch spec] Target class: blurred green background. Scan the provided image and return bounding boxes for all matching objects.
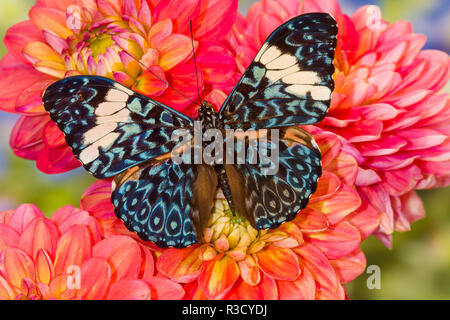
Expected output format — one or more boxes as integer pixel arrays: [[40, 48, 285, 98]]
[[0, 0, 449, 299]]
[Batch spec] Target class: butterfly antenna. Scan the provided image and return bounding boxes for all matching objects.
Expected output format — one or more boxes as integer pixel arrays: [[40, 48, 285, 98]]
[[120, 49, 201, 107], [190, 20, 202, 105]]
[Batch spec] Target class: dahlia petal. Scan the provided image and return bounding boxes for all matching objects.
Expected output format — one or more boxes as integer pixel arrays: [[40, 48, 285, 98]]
[[97, 0, 120, 16], [23, 41, 63, 65], [367, 152, 418, 170], [132, 66, 168, 96], [309, 186, 361, 225], [356, 167, 382, 186], [313, 130, 342, 167], [15, 80, 54, 114], [154, 0, 201, 34], [394, 191, 425, 231], [387, 89, 430, 108], [310, 172, 341, 201], [359, 185, 394, 235], [197, 254, 240, 300], [294, 243, 339, 292], [34, 60, 66, 78], [226, 273, 279, 300], [183, 281, 209, 300], [356, 103, 401, 121], [92, 235, 142, 281], [132, 244, 152, 278], [305, 221, 361, 260], [198, 244, 217, 261], [4, 20, 45, 64], [43, 120, 66, 148], [237, 255, 260, 286], [3, 247, 35, 288], [346, 202, 380, 239], [317, 282, 346, 300], [278, 266, 316, 300], [194, 0, 238, 40], [48, 273, 77, 299], [158, 34, 195, 71], [10, 115, 48, 160], [19, 218, 59, 260], [256, 245, 300, 281], [397, 128, 447, 151], [8, 203, 44, 234], [80, 181, 115, 219], [204, 89, 227, 111], [36, 144, 81, 174], [35, 249, 54, 285], [159, 63, 204, 109], [334, 120, 383, 143], [145, 277, 185, 300], [196, 41, 236, 84], [0, 275, 17, 299], [53, 225, 93, 275], [411, 50, 450, 92], [254, 13, 283, 48], [380, 165, 422, 196], [296, 209, 329, 234], [35, 0, 75, 11], [298, 0, 342, 19], [0, 54, 48, 113], [148, 19, 173, 49], [0, 225, 20, 251], [226, 247, 247, 261], [123, 0, 138, 18], [156, 247, 203, 283], [358, 134, 407, 156], [274, 222, 304, 247], [79, 257, 111, 300], [137, 0, 152, 28], [29, 6, 73, 39]]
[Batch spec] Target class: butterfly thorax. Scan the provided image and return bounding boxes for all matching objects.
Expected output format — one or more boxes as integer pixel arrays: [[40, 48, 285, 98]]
[[195, 101, 237, 217], [196, 101, 219, 131]]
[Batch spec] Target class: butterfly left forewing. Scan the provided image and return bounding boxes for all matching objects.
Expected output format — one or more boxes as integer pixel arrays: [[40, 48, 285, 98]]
[[43, 75, 194, 178]]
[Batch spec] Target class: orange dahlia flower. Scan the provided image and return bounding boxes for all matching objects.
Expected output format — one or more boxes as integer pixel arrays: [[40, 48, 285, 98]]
[[80, 129, 379, 299], [0, 204, 184, 299], [227, 0, 450, 247], [0, 0, 238, 174]]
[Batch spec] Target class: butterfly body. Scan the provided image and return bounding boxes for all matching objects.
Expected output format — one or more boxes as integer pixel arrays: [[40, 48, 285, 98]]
[[43, 13, 338, 248]]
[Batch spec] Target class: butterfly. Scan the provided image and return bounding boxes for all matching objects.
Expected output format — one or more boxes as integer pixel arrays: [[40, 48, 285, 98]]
[[42, 13, 338, 248]]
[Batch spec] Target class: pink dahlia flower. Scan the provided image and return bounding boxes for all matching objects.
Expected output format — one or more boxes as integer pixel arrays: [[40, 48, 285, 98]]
[[0, 0, 238, 174], [0, 204, 184, 299], [80, 129, 379, 300], [227, 0, 450, 247]]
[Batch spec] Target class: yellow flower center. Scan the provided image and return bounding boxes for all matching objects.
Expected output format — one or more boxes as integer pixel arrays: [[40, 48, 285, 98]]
[[205, 199, 271, 252], [88, 33, 114, 58]]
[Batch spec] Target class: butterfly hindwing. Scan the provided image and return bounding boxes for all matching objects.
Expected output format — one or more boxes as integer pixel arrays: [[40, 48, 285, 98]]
[[111, 159, 197, 248], [218, 13, 337, 130], [43, 75, 194, 178], [225, 126, 321, 229]]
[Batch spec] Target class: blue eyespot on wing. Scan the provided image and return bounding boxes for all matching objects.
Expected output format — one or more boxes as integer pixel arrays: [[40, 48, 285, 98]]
[[111, 159, 198, 248], [218, 13, 337, 130], [42, 75, 194, 178]]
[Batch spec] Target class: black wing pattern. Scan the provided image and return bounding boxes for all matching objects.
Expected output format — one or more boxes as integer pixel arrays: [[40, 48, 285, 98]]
[[218, 13, 337, 130], [43, 76, 194, 178], [225, 126, 321, 229], [43, 75, 203, 248]]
